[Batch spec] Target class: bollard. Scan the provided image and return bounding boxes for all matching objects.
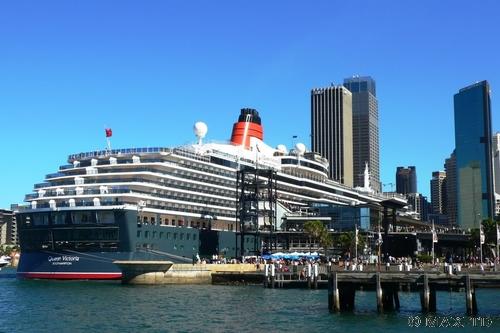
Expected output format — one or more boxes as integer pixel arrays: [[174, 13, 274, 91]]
[[264, 264, 269, 287], [313, 264, 319, 289], [307, 263, 312, 288], [270, 264, 275, 289]]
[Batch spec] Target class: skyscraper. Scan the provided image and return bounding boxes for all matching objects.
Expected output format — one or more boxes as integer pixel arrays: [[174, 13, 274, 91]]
[[492, 132, 500, 194], [343, 76, 381, 192], [406, 193, 430, 221], [454, 81, 494, 229], [396, 166, 417, 195], [311, 85, 353, 187], [445, 150, 457, 226], [430, 171, 447, 215]]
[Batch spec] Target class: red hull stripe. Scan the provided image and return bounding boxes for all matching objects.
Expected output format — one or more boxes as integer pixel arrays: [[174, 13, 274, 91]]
[[17, 272, 122, 280]]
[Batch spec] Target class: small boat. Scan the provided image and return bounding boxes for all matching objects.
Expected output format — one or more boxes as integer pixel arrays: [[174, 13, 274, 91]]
[[0, 255, 12, 269]]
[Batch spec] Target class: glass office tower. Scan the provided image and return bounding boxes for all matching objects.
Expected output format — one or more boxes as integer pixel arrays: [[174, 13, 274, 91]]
[[343, 76, 381, 192], [454, 81, 494, 229]]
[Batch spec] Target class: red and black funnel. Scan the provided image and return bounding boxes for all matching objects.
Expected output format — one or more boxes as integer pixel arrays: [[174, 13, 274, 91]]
[[230, 108, 264, 149]]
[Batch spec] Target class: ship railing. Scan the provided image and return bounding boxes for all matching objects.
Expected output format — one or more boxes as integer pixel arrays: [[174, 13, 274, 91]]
[[32, 172, 235, 197], [27, 187, 236, 213], [41, 167, 235, 191], [17, 200, 131, 210], [25, 188, 132, 200], [172, 147, 211, 163], [68, 147, 173, 162]]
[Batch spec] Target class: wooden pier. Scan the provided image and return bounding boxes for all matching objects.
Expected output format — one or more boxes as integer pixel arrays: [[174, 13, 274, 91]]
[[262, 265, 500, 314], [328, 271, 499, 314]]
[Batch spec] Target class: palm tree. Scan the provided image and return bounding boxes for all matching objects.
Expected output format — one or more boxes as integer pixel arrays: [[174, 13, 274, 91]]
[[304, 220, 328, 252]]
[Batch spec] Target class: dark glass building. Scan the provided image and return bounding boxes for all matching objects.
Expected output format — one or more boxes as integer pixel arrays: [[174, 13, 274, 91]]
[[454, 81, 494, 229], [445, 150, 457, 226], [396, 166, 417, 195], [343, 76, 381, 192]]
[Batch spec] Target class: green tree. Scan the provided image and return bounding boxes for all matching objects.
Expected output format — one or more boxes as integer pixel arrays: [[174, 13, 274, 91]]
[[337, 231, 366, 257], [468, 219, 498, 257], [304, 220, 331, 253]]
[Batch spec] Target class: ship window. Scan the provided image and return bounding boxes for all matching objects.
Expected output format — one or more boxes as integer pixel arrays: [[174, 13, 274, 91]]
[[159, 232, 163, 239], [193, 234, 197, 241], [33, 213, 49, 226], [72, 211, 97, 224], [152, 231, 157, 239], [137, 231, 141, 238], [180, 233, 184, 240], [98, 211, 115, 224], [186, 233, 190, 240], [53, 212, 67, 225], [166, 232, 170, 239], [173, 233, 177, 240], [144, 231, 149, 238]]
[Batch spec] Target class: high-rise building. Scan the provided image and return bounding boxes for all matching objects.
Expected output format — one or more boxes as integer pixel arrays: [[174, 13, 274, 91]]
[[396, 166, 417, 195], [430, 171, 447, 215], [0, 209, 17, 246], [343, 76, 381, 192], [406, 193, 430, 221], [311, 85, 353, 187], [492, 132, 500, 194], [445, 150, 457, 226], [454, 81, 494, 229]]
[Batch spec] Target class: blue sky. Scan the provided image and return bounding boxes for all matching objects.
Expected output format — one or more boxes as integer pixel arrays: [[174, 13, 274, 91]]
[[1, 0, 499, 208]]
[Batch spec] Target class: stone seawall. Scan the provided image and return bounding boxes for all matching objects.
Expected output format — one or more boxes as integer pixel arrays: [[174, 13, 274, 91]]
[[115, 261, 260, 285]]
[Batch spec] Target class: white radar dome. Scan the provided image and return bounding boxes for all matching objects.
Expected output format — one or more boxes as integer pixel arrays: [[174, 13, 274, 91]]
[[194, 122, 208, 138], [295, 143, 306, 155], [194, 121, 208, 144], [276, 144, 287, 154]]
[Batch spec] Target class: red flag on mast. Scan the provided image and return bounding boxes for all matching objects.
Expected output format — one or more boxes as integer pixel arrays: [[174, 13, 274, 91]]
[[105, 128, 112, 138]]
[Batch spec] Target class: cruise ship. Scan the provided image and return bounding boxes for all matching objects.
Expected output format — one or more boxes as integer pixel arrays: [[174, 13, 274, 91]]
[[16, 108, 396, 279]]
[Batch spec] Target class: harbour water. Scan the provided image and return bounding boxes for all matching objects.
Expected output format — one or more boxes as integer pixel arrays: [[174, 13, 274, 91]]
[[0, 267, 499, 332]]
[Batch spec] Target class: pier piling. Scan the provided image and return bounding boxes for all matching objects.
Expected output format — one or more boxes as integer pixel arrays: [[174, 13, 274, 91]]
[[420, 274, 436, 312], [328, 273, 340, 312], [376, 273, 383, 312], [466, 274, 478, 315]]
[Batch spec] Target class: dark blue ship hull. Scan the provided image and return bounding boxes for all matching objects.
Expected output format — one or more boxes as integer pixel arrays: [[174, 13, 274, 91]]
[[16, 208, 259, 280]]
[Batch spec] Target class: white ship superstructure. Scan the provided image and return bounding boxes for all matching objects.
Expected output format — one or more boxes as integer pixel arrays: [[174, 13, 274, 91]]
[[24, 109, 391, 232]]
